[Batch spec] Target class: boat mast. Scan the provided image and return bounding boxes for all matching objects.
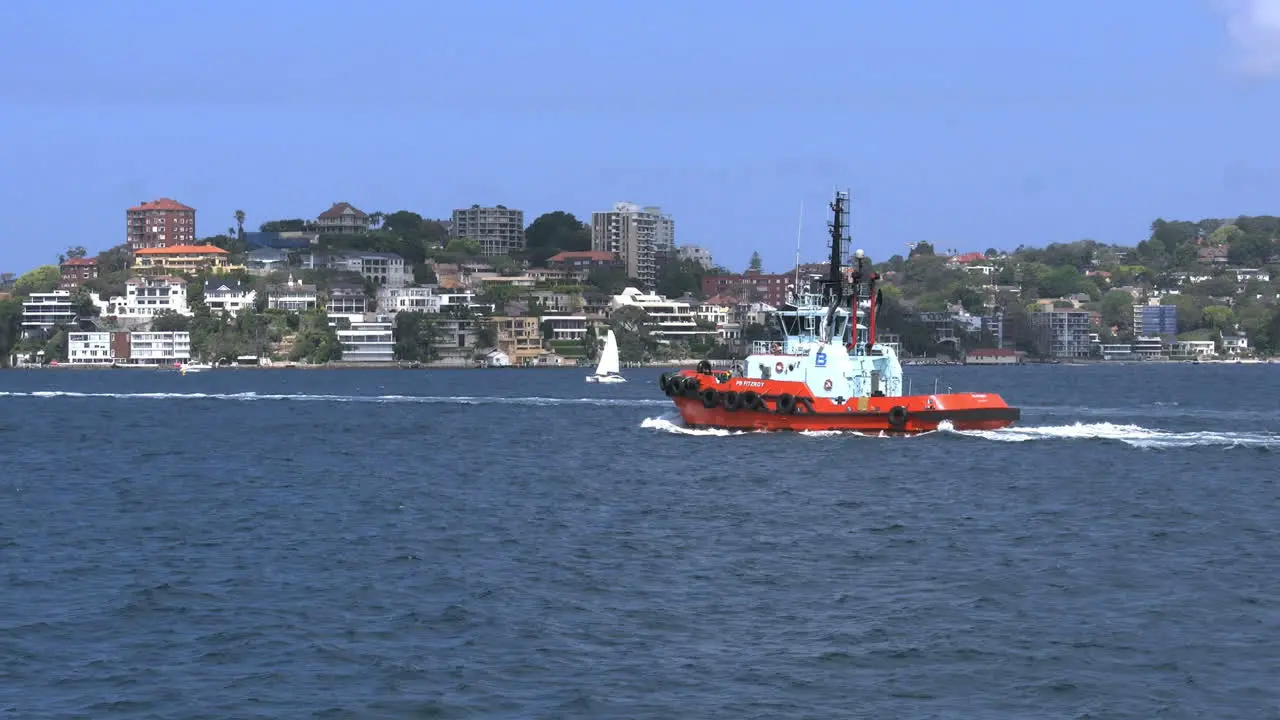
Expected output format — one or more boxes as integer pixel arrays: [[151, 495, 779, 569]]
[[821, 190, 850, 342]]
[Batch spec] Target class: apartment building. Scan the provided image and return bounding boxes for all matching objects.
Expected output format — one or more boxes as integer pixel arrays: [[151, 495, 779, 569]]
[[133, 244, 240, 276], [327, 251, 410, 287], [127, 198, 196, 252], [591, 202, 674, 289], [124, 277, 191, 317], [1028, 309, 1093, 358], [489, 315, 544, 364], [701, 269, 792, 306], [450, 205, 525, 256], [22, 291, 77, 335], [337, 315, 394, 363], [316, 202, 370, 235], [59, 257, 98, 290]]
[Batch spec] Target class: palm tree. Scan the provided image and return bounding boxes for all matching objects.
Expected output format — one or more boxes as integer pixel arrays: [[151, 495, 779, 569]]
[[234, 210, 246, 240]]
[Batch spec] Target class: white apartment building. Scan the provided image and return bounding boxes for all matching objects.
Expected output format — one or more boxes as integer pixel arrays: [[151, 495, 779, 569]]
[[540, 315, 588, 341], [21, 291, 77, 334], [676, 245, 713, 269], [68, 331, 191, 365], [126, 277, 191, 317], [67, 332, 116, 364], [338, 316, 394, 362], [129, 331, 191, 364], [204, 279, 257, 315], [327, 252, 411, 288], [591, 202, 674, 289], [608, 287, 714, 342], [378, 286, 442, 313]]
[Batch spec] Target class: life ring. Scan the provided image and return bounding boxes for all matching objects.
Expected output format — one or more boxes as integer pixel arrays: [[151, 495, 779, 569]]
[[700, 387, 719, 409], [775, 361, 784, 373], [888, 405, 908, 428], [722, 391, 742, 411], [775, 393, 797, 414], [741, 390, 762, 411], [823, 378, 833, 391]]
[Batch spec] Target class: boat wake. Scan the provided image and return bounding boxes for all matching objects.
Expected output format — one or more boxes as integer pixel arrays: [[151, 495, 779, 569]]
[[640, 414, 1280, 449], [0, 390, 668, 407]]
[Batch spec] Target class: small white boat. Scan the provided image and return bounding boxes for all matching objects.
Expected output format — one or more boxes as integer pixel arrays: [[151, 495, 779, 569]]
[[585, 329, 627, 384], [179, 362, 213, 374]]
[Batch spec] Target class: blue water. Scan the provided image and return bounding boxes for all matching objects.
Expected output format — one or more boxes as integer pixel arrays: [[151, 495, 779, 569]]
[[2, 365, 1279, 718]]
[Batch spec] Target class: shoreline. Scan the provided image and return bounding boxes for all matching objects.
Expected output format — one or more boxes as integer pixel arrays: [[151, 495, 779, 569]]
[[5, 358, 1277, 371]]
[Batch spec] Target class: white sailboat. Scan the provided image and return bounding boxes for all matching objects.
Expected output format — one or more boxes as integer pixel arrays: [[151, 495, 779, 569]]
[[586, 329, 627, 383]]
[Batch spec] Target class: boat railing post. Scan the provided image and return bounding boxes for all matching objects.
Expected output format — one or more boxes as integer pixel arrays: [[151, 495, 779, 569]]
[[933, 378, 938, 394]]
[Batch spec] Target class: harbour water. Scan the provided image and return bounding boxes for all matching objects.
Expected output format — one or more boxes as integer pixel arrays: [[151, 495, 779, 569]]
[[2, 364, 1278, 718]]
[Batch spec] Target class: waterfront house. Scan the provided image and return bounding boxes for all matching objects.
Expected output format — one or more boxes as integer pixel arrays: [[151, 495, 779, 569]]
[[133, 244, 241, 276], [204, 279, 257, 316]]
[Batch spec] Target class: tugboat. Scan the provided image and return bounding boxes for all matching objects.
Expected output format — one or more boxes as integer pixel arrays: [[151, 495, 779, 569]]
[[657, 190, 1020, 434]]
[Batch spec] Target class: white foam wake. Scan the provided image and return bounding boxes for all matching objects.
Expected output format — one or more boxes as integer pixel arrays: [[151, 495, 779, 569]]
[[641, 415, 1280, 449], [942, 420, 1280, 449], [639, 413, 746, 436], [0, 390, 668, 407]]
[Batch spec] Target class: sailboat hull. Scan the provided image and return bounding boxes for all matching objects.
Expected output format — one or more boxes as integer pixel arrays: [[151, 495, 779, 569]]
[[586, 374, 627, 384], [662, 373, 1018, 434]]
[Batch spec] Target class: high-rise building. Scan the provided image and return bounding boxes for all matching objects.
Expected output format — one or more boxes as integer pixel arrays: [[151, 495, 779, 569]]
[[1132, 303, 1178, 336], [450, 205, 525, 256], [126, 198, 196, 253], [590, 202, 674, 289]]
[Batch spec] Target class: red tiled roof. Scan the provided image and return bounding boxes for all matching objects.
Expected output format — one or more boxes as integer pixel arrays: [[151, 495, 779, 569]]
[[128, 198, 195, 212], [61, 257, 97, 266], [548, 250, 615, 262], [134, 244, 228, 255], [318, 202, 368, 219], [949, 252, 987, 264]]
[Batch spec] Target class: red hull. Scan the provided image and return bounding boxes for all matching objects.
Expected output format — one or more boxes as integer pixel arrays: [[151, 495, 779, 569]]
[[661, 371, 1019, 434]]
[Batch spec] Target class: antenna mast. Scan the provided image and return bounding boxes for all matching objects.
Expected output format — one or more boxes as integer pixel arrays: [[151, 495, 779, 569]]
[[792, 200, 804, 293]]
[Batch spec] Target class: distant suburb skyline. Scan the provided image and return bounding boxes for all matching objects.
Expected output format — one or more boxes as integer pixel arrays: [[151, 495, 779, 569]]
[[4, 0, 1280, 274]]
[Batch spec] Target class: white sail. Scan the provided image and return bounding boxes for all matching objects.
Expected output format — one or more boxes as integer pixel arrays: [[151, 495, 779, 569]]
[[595, 330, 621, 376]]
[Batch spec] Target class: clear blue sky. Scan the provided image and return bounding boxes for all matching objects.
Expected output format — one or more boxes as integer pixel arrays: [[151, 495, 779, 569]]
[[3, 0, 1280, 275]]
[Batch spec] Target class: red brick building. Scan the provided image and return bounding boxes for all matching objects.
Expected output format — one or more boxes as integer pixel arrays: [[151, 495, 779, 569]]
[[127, 198, 196, 253], [700, 269, 792, 305], [59, 257, 98, 290]]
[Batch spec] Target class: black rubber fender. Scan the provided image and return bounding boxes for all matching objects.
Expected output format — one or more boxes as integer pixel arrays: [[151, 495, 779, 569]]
[[741, 390, 762, 411], [700, 387, 719, 408], [888, 405, 908, 428], [775, 393, 797, 414], [722, 391, 742, 411]]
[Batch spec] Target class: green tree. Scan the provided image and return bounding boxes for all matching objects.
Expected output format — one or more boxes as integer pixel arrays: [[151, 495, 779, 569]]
[[260, 219, 309, 232], [289, 310, 341, 363], [393, 311, 444, 362], [0, 298, 22, 366], [1160, 294, 1204, 333], [1200, 305, 1235, 332], [152, 310, 191, 332], [1099, 290, 1134, 333], [234, 210, 246, 240], [445, 237, 481, 256], [524, 211, 591, 265], [65, 246, 88, 260], [656, 258, 705, 299], [11, 265, 60, 295], [748, 251, 763, 272]]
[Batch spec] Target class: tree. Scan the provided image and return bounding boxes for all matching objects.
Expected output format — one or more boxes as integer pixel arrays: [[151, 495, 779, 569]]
[[586, 266, 631, 295], [909, 242, 935, 258], [1200, 305, 1235, 332], [289, 310, 341, 363], [656, 258, 705, 299], [11, 266, 60, 295], [152, 310, 191, 332], [1160, 294, 1204, 334], [0, 298, 22, 366], [748, 251, 763, 272], [234, 210, 246, 240], [1099, 290, 1134, 332], [259, 219, 309, 232], [65, 246, 87, 260], [393, 312, 444, 362], [524, 211, 591, 265], [445, 237, 481, 256]]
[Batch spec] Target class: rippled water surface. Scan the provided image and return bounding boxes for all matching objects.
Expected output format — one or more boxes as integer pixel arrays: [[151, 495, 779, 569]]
[[2, 364, 1279, 718]]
